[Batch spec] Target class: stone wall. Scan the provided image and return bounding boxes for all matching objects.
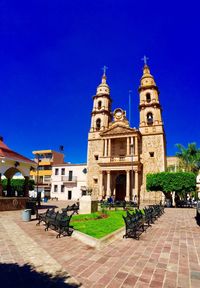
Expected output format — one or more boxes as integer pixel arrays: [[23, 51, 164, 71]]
[[0, 197, 28, 211]]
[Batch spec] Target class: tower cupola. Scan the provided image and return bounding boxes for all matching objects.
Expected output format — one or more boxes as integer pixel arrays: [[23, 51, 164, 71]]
[[139, 64, 157, 91], [96, 72, 110, 95]]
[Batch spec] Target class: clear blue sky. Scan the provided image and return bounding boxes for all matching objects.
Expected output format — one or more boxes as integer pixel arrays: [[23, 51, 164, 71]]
[[0, 0, 199, 163]]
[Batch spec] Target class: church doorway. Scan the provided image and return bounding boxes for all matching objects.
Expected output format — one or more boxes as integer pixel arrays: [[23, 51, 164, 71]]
[[115, 174, 126, 201]]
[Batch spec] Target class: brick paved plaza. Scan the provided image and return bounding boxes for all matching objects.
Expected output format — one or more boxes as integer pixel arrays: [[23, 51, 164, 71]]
[[0, 202, 200, 287]]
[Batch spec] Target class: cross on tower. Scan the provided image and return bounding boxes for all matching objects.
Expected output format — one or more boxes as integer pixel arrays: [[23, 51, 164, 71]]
[[102, 65, 108, 75], [141, 55, 149, 65]]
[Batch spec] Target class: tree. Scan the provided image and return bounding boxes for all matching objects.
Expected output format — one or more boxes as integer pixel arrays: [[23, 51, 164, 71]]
[[176, 143, 200, 174], [2, 179, 35, 196], [146, 172, 196, 201]]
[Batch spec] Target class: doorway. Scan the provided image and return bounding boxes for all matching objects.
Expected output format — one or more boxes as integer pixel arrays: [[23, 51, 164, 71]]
[[115, 174, 126, 201]]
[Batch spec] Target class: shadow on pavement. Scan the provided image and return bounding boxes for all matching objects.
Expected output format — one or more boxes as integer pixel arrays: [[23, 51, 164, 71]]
[[0, 263, 81, 288]]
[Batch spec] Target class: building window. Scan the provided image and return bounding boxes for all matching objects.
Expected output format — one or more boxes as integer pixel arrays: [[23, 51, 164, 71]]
[[147, 112, 153, 125], [146, 93, 151, 103], [94, 155, 99, 161], [69, 170, 73, 181], [94, 178, 98, 184], [149, 152, 154, 157], [54, 185, 58, 192], [98, 101, 102, 110], [61, 168, 65, 175], [55, 168, 59, 175], [96, 118, 101, 131], [61, 185, 64, 192], [68, 190, 72, 200]]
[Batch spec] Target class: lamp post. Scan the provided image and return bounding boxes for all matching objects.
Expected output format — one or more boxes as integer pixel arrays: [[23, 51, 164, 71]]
[[130, 143, 134, 202], [36, 154, 41, 206]]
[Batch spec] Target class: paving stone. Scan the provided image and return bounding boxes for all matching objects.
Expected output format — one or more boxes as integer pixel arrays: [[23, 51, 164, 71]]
[[1, 206, 200, 287]]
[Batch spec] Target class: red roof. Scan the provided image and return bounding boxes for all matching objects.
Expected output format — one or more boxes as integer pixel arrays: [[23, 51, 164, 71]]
[[0, 139, 35, 164]]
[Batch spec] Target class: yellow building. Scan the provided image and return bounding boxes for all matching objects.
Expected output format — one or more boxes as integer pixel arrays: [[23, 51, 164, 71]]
[[30, 150, 64, 198]]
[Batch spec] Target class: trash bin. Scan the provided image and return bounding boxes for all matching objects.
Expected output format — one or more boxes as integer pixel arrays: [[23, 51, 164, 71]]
[[22, 209, 32, 221], [43, 197, 48, 203]]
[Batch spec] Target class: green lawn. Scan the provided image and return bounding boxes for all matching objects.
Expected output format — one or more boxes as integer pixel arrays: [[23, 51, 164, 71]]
[[71, 210, 126, 239]]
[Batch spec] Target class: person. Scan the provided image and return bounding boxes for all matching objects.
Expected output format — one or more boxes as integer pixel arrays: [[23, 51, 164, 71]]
[[134, 195, 137, 206], [108, 196, 113, 204]]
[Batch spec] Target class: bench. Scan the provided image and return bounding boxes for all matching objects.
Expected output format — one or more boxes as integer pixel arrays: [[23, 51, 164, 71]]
[[45, 212, 73, 238], [123, 210, 145, 239], [61, 203, 79, 214], [36, 208, 56, 226], [123, 205, 165, 239], [100, 200, 137, 210]]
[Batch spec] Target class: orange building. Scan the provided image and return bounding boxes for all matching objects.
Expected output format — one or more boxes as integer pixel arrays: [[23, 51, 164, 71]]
[[30, 150, 64, 198]]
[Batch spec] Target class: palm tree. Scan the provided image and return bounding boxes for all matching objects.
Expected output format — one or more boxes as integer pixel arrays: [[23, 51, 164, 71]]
[[176, 143, 200, 174]]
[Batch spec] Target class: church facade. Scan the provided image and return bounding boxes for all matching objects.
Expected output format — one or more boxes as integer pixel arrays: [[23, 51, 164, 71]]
[[87, 64, 166, 205]]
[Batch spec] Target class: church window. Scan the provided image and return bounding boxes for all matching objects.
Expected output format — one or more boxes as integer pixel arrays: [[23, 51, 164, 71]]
[[147, 112, 153, 125], [96, 118, 101, 130], [98, 101, 102, 110], [94, 155, 99, 161], [94, 178, 98, 184], [149, 152, 154, 157], [146, 93, 151, 103]]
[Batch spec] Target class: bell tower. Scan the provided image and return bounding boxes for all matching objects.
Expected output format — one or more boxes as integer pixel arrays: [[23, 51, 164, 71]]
[[87, 68, 112, 197], [139, 59, 166, 204], [90, 67, 112, 132]]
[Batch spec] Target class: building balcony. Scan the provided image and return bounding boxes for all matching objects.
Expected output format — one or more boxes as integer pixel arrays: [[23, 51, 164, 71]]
[[99, 155, 139, 164], [61, 176, 77, 183]]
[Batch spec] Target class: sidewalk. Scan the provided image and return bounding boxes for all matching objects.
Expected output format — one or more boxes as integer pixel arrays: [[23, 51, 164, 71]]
[[0, 206, 200, 287]]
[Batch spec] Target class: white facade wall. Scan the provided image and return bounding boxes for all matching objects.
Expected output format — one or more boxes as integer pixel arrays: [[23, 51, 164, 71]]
[[51, 164, 87, 200]]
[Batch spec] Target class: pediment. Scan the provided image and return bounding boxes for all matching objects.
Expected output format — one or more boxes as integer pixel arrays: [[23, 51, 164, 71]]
[[100, 124, 137, 136]]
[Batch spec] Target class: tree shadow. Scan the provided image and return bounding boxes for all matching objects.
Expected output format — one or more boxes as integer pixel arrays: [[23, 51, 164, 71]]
[[0, 263, 82, 288]]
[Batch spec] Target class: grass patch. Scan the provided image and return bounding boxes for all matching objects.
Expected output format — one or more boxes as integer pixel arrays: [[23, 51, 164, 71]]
[[71, 210, 126, 239]]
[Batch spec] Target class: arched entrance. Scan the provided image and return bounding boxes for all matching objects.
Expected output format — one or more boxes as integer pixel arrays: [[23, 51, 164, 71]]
[[115, 174, 126, 201]]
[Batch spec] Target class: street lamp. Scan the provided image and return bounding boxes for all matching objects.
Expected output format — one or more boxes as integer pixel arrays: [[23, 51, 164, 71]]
[[130, 143, 134, 202], [36, 154, 41, 206]]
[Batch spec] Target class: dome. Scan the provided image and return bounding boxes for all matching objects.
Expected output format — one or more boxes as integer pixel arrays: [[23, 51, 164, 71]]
[[96, 74, 110, 95]]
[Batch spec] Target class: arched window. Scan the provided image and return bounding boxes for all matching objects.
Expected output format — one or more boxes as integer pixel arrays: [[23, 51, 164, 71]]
[[147, 112, 153, 125], [96, 118, 101, 130], [98, 101, 102, 110], [146, 93, 151, 103]]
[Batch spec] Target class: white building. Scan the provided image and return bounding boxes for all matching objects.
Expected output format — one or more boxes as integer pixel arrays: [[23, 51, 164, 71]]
[[51, 163, 87, 200]]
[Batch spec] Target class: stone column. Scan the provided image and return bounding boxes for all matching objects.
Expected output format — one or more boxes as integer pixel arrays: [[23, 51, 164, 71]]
[[125, 170, 130, 201], [106, 171, 111, 197], [23, 176, 29, 197], [108, 139, 111, 157], [0, 173, 3, 196], [91, 116, 95, 131], [99, 171, 103, 200], [126, 137, 130, 155], [135, 136, 138, 156], [135, 170, 139, 206], [104, 139, 107, 157], [7, 178, 12, 197]]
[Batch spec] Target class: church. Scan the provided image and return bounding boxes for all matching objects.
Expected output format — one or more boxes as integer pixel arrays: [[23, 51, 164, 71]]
[[87, 62, 167, 205]]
